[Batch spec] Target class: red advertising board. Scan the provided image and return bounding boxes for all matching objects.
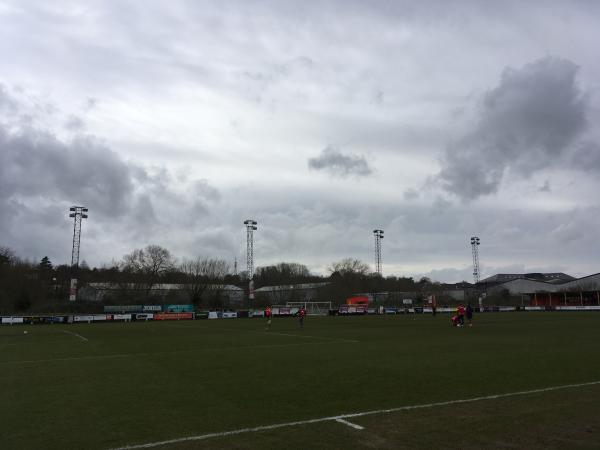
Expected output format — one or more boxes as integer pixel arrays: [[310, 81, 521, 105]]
[[153, 312, 194, 320]]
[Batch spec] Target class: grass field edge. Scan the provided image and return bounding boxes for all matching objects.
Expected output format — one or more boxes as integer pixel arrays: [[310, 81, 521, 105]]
[[108, 379, 600, 450]]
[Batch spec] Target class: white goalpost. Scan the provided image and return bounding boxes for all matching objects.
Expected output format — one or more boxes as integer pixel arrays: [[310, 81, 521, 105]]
[[286, 301, 332, 316]]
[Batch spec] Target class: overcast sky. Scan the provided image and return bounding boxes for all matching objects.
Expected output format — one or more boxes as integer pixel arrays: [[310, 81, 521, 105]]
[[2, 0, 600, 282]]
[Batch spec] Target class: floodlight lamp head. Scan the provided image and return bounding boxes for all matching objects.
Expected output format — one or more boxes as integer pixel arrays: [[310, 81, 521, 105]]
[[69, 213, 75, 218], [83, 208, 88, 212], [82, 214, 88, 219], [252, 226, 257, 230], [70, 207, 76, 212]]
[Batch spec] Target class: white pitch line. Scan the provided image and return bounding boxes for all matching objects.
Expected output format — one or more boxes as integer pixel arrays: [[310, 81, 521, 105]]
[[255, 330, 359, 343], [335, 418, 365, 430], [62, 329, 89, 342], [0, 340, 345, 365], [216, 326, 359, 343], [108, 380, 600, 450]]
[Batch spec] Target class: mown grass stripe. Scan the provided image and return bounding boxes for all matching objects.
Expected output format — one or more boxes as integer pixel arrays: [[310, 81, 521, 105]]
[[0, 340, 346, 365], [109, 379, 600, 450]]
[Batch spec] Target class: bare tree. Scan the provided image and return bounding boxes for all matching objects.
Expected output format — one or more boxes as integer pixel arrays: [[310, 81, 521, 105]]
[[254, 262, 312, 286], [0, 246, 16, 266], [180, 257, 230, 308], [328, 258, 371, 276], [121, 245, 175, 298]]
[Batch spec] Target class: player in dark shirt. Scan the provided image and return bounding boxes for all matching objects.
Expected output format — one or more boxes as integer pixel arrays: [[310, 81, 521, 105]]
[[466, 302, 473, 327]]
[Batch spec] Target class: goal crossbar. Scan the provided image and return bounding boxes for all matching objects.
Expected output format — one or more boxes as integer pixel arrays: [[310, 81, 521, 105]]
[[285, 301, 332, 315]]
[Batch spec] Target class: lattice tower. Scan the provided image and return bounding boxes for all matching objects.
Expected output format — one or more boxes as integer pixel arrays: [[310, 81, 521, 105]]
[[244, 219, 257, 279], [69, 206, 88, 268], [373, 229, 384, 276], [471, 236, 481, 284]]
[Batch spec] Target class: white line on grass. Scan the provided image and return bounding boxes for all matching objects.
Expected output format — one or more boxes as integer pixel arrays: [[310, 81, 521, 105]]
[[0, 340, 346, 365], [108, 380, 600, 450], [254, 330, 359, 343], [335, 418, 365, 430], [62, 329, 89, 342], [218, 327, 360, 343]]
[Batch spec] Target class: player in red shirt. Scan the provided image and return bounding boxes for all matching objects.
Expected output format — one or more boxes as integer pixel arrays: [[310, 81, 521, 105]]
[[265, 306, 272, 331], [457, 304, 466, 327], [298, 307, 306, 328]]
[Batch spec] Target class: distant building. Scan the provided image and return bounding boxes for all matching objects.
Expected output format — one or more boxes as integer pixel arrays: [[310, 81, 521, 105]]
[[254, 282, 330, 304], [78, 282, 244, 304], [475, 272, 600, 306], [481, 273, 575, 284]]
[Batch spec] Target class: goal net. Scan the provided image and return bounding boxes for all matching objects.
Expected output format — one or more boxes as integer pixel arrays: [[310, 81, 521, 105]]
[[286, 301, 332, 316]]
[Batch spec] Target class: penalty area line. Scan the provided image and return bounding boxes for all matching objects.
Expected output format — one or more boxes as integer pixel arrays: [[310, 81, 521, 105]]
[[62, 329, 89, 342], [108, 379, 600, 450], [335, 418, 365, 430]]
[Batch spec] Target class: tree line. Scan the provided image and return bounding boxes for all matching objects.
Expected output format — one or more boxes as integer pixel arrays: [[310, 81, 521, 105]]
[[0, 244, 442, 314]]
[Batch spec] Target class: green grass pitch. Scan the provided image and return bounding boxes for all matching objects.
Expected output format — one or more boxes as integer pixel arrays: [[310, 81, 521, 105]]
[[2, 313, 600, 449]]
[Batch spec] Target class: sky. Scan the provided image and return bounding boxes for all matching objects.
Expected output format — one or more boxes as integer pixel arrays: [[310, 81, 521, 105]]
[[1, 0, 600, 282]]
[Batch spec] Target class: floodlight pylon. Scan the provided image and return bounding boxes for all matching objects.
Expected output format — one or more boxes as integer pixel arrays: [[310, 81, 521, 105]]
[[373, 229, 384, 276], [470, 236, 481, 284], [69, 206, 88, 268], [68, 206, 88, 301], [243, 220, 258, 279]]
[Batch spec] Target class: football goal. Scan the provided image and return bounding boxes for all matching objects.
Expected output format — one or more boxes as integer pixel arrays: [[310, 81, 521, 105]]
[[286, 301, 332, 316]]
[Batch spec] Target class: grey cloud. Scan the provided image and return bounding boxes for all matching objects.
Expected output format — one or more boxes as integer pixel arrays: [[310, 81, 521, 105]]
[[211, 186, 600, 282], [122, 167, 222, 233], [0, 84, 17, 113], [570, 141, 600, 171], [3, 2, 600, 279], [0, 87, 222, 265], [308, 145, 373, 177], [84, 97, 98, 111], [371, 89, 384, 105], [439, 57, 589, 200], [0, 127, 134, 217], [64, 115, 85, 131], [420, 267, 475, 284], [538, 180, 551, 192], [193, 179, 220, 202], [131, 194, 158, 231], [403, 188, 419, 200]]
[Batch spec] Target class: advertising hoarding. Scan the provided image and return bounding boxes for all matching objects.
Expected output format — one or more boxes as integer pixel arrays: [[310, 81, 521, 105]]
[[163, 304, 194, 313], [153, 312, 193, 320], [135, 313, 154, 320]]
